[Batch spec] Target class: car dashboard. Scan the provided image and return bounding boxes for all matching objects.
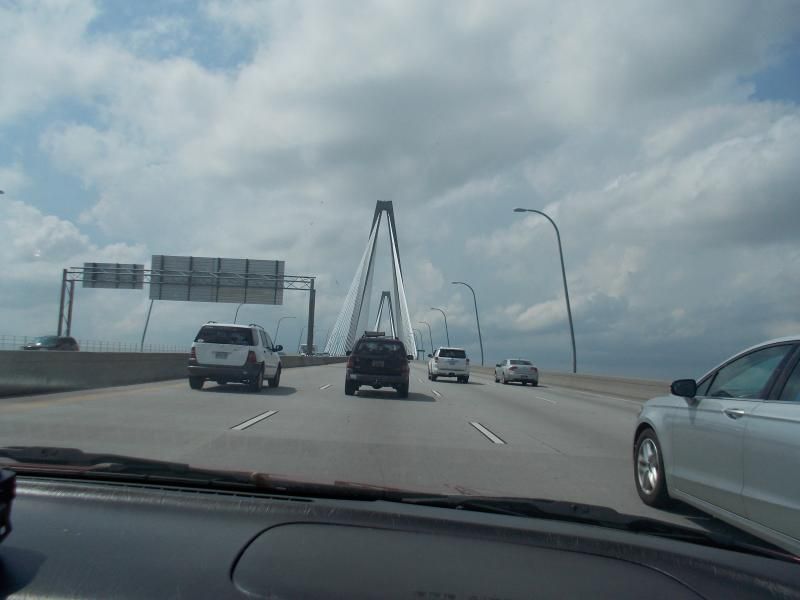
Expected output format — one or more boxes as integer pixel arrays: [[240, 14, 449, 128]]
[[2, 476, 799, 599]]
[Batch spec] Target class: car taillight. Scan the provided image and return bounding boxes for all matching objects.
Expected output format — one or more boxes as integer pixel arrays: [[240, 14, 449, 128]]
[[246, 351, 257, 364], [347, 355, 355, 368], [434, 357, 439, 363], [189, 347, 197, 362], [509, 366, 517, 371], [401, 362, 409, 374]]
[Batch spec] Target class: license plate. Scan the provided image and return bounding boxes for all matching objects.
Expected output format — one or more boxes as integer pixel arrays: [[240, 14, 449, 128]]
[[215, 352, 228, 359], [372, 360, 384, 367]]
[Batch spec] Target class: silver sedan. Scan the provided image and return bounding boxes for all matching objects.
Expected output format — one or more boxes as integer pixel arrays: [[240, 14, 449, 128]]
[[634, 335, 800, 555], [495, 359, 539, 386]]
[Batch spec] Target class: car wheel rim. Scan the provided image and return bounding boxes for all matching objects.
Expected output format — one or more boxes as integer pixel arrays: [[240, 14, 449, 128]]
[[637, 438, 659, 494]]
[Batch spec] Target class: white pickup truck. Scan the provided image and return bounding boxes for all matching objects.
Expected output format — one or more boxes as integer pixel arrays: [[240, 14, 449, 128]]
[[427, 347, 470, 383]]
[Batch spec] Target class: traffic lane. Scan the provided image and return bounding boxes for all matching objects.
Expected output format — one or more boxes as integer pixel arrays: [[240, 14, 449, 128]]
[[0, 370, 315, 457], [0, 362, 754, 543]]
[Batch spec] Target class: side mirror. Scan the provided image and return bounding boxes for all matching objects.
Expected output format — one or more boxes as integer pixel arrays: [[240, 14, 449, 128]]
[[427, 354, 433, 358], [273, 345, 283, 352], [407, 355, 414, 360], [495, 363, 502, 368], [670, 379, 697, 398], [345, 350, 352, 356]]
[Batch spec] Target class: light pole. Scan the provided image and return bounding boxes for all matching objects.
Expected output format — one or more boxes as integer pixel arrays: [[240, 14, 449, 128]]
[[412, 327, 425, 359], [452, 281, 484, 366], [233, 303, 244, 323], [418, 321, 434, 356], [274, 316, 295, 345], [513, 208, 577, 373], [431, 307, 450, 346]]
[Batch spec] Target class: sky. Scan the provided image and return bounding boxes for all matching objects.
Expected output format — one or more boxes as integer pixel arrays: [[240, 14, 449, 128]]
[[1, 0, 799, 380]]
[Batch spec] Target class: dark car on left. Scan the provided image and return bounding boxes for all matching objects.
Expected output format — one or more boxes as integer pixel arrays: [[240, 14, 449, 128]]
[[22, 336, 80, 351]]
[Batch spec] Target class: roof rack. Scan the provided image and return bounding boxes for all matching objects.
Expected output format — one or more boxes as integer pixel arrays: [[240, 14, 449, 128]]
[[363, 331, 386, 337]]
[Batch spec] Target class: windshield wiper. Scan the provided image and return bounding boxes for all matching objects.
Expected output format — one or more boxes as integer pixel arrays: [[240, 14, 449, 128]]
[[0, 446, 440, 502], [398, 495, 800, 564]]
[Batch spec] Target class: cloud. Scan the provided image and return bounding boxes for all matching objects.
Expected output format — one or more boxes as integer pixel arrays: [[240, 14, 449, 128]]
[[0, 1, 799, 377]]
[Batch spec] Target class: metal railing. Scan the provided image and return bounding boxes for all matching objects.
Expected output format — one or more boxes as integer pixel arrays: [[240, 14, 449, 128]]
[[0, 335, 189, 353]]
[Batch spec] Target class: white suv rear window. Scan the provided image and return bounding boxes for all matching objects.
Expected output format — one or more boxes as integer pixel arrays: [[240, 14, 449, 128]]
[[195, 326, 254, 346], [439, 349, 466, 358]]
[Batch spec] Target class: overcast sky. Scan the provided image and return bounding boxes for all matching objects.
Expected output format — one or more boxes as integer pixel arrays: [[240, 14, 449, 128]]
[[1, 0, 799, 379]]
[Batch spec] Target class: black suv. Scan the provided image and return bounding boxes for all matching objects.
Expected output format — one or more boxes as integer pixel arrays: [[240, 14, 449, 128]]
[[345, 332, 413, 398]]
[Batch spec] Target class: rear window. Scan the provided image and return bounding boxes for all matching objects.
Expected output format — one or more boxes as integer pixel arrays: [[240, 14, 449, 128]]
[[194, 326, 254, 346], [510, 360, 532, 365], [439, 349, 466, 358], [355, 340, 406, 356]]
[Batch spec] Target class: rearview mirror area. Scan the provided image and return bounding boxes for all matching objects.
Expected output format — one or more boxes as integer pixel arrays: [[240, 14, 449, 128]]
[[427, 354, 433, 358], [345, 350, 352, 356], [273, 345, 283, 352], [496, 363, 502, 368], [407, 355, 415, 360], [671, 378, 697, 398]]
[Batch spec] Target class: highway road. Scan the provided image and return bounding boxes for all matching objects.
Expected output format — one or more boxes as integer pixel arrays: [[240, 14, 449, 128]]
[[0, 361, 754, 541]]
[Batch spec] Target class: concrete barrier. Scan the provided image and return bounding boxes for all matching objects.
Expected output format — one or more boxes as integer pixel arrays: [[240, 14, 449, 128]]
[[0, 351, 346, 398], [469, 365, 669, 401]]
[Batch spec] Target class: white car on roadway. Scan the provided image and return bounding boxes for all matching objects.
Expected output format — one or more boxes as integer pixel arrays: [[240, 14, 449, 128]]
[[427, 347, 470, 383], [187, 322, 283, 392], [495, 359, 539, 386], [634, 335, 800, 556]]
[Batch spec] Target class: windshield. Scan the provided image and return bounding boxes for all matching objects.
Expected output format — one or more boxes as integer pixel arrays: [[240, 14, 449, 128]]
[[439, 349, 467, 359], [194, 327, 253, 346], [1, 1, 798, 562]]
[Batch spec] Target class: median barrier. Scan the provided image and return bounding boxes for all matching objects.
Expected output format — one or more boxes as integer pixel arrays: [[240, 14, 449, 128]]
[[0, 352, 346, 397]]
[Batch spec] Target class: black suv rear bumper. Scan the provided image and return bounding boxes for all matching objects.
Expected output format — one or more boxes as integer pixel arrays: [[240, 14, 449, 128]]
[[347, 371, 408, 387]]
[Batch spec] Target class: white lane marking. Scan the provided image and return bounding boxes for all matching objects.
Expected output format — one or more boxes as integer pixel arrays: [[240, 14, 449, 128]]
[[417, 378, 425, 384], [319, 384, 332, 390], [231, 410, 278, 431], [469, 421, 506, 445], [431, 389, 442, 398], [534, 395, 557, 404]]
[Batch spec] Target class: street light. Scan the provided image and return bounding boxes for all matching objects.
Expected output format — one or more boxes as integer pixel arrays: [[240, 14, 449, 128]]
[[430, 307, 450, 346], [412, 327, 425, 359], [274, 316, 295, 345], [513, 208, 577, 373], [452, 281, 484, 366], [233, 303, 244, 323], [418, 321, 435, 357]]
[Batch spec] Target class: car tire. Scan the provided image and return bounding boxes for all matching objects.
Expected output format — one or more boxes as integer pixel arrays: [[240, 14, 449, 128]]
[[345, 381, 356, 396], [250, 366, 264, 393], [189, 376, 204, 390], [634, 429, 671, 508], [268, 365, 281, 388], [502, 374, 508, 385], [397, 383, 409, 398], [494, 373, 499, 382], [431, 374, 438, 382], [532, 381, 538, 387], [463, 377, 469, 384]]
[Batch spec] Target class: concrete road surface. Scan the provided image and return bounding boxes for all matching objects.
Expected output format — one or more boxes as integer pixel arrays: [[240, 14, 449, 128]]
[[0, 362, 755, 542]]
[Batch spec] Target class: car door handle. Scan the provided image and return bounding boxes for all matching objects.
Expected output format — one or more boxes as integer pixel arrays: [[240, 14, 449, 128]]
[[723, 408, 746, 419]]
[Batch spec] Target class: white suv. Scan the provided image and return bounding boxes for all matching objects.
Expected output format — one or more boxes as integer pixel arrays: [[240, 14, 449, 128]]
[[187, 322, 282, 392], [427, 347, 470, 383]]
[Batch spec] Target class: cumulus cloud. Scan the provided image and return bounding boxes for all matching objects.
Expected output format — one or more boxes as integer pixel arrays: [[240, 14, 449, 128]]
[[0, 1, 799, 376]]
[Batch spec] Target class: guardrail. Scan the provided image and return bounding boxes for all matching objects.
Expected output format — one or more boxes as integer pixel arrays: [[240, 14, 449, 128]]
[[0, 334, 189, 353], [0, 351, 346, 398], [470, 366, 669, 401]]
